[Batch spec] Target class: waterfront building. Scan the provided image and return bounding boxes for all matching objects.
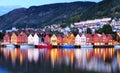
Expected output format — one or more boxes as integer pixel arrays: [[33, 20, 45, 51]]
[[86, 34, 92, 45], [107, 34, 113, 45], [80, 34, 86, 45], [63, 35, 68, 45], [68, 33, 75, 45], [44, 34, 50, 45], [33, 33, 42, 45], [3, 33, 11, 44], [11, 32, 17, 44], [93, 33, 101, 45], [17, 31, 28, 44], [101, 33, 108, 45], [50, 34, 57, 45], [57, 35, 63, 45], [28, 34, 34, 44], [75, 34, 81, 45]]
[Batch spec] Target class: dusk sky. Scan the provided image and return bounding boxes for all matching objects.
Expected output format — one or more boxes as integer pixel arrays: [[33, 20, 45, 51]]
[[0, 0, 102, 8]]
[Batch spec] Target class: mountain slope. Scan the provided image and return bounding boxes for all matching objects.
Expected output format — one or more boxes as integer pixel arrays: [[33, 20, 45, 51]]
[[70, 0, 120, 22], [0, 1, 96, 30]]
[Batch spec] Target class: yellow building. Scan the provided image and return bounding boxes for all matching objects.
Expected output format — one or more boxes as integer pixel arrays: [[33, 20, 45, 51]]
[[11, 32, 17, 44], [50, 34, 57, 45]]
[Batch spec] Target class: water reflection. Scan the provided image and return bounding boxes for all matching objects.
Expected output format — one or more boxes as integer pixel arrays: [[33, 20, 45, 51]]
[[0, 48, 119, 73]]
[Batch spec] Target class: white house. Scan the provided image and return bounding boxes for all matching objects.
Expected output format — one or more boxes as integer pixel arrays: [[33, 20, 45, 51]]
[[28, 34, 34, 44], [75, 34, 81, 45], [33, 33, 42, 45], [80, 34, 86, 45]]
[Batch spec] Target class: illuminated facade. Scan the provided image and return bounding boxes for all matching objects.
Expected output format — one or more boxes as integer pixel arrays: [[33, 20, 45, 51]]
[[75, 34, 81, 45], [11, 32, 17, 44], [50, 34, 57, 45]]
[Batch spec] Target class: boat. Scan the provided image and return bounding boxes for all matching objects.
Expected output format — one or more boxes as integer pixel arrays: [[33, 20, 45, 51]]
[[38, 43, 52, 49]]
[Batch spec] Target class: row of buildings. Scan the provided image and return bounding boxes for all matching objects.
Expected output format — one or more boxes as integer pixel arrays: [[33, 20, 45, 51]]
[[3, 30, 113, 45]]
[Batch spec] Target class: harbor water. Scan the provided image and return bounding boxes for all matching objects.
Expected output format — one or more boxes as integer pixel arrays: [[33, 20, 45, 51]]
[[0, 47, 120, 73]]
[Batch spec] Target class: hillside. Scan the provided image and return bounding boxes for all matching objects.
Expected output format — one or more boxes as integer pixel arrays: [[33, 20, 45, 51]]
[[69, 0, 120, 22], [0, 1, 96, 30]]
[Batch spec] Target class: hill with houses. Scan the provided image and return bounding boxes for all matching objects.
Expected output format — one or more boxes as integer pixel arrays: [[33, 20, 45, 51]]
[[68, 0, 120, 23]]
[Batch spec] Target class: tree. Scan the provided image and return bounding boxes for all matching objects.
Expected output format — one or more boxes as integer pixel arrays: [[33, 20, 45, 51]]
[[86, 28, 92, 34], [60, 23, 68, 28], [96, 28, 103, 34], [96, 24, 118, 41], [102, 24, 113, 34], [97, 24, 113, 34], [71, 27, 79, 36], [0, 30, 6, 40]]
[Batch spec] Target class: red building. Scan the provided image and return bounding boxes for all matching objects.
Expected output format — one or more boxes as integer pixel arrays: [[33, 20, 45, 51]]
[[3, 33, 11, 44], [93, 33, 100, 45], [57, 35, 63, 45], [107, 34, 113, 45], [17, 31, 28, 44], [101, 33, 108, 45], [44, 34, 50, 45]]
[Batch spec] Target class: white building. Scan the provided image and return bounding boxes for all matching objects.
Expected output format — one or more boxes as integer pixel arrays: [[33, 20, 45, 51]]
[[33, 33, 42, 45], [75, 34, 81, 45], [28, 34, 34, 44], [80, 34, 86, 45]]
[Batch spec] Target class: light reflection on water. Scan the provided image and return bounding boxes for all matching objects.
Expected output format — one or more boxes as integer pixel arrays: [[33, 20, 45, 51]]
[[0, 48, 119, 73]]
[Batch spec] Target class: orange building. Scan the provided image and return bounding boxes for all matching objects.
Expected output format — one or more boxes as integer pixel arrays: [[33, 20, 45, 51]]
[[11, 32, 17, 44], [68, 33, 75, 45]]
